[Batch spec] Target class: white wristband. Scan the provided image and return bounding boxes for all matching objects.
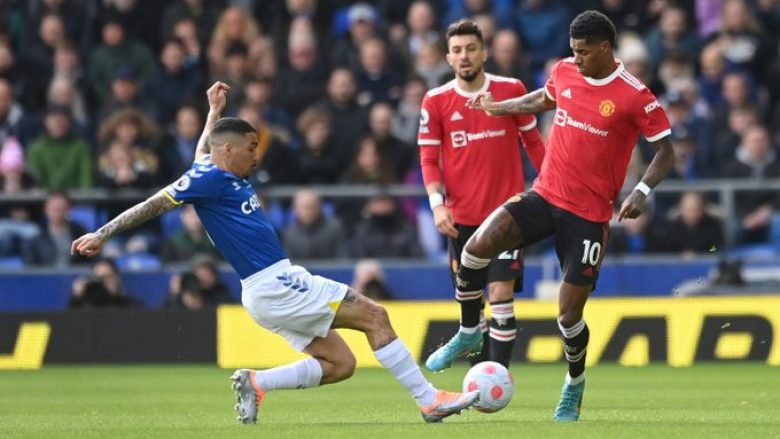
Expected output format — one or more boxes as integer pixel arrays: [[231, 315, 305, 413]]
[[634, 181, 651, 196], [429, 193, 444, 209]]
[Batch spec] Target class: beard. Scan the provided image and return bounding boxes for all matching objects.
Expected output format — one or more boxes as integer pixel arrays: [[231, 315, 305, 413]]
[[456, 64, 482, 82]]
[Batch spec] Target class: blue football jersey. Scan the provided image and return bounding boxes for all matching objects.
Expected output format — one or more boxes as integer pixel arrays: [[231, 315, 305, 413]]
[[164, 157, 287, 279]]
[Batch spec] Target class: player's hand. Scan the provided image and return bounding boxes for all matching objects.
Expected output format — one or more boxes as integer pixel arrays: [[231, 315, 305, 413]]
[[618, 191, 647, 222], [433, 205, 459, 238], [70, 233, 105, 257], [466, 92, 501, 116], [206, 81, 230, 115]]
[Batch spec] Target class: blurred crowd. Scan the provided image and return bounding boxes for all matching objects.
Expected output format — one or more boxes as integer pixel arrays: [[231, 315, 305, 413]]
[[1, 0, 780, 278]]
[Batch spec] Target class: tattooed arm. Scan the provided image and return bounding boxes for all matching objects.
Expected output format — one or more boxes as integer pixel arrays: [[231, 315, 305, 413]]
[[71, 190, 179, 257], [466, 88, 556, 116], [194, 82, 230, 163]]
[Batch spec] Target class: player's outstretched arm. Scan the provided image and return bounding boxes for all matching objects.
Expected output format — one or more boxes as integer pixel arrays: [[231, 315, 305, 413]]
[[618, 136, 674, 221], [194, 81, 230, 163], [71, 190, 179, 257], [466, 88, 555, 116]]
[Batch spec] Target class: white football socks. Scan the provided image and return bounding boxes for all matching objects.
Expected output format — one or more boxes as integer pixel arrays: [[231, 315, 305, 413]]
[[254, 357, 322, 391], [374, 339, 437, 407]]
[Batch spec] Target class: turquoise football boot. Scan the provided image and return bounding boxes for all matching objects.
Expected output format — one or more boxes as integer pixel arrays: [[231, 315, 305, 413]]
[[425, 331, 483, 372]]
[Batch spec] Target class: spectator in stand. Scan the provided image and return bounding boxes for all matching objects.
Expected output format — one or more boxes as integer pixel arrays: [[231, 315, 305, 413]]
[[171, 16, 204, 69], [100, 67, 159, 121], [643, 5, 700, 72], [0, 137, 37, 194], [242, 76, 293, 134], [27, 105, 92, 191], [22, 192, 88, 267], [353, 194, 424, 258], [237, 104, 298, 186], [283, 189, 348, 260], [166, 256, 232, 309], [666, 127, 700, 181], [146, 38, 206, 127], [713, 104, 761, 175], [485, 30, 534, 90], [724, 125, 780, 243], [97, 141, 157, 190], [710, 0, 773, 77], [207, 6, 274, 78], [266, 0, 332, 58], [25, 13, 66, 77], [47, 77, 89, 128], [368, 102, 414, 179], [663, 93, 711, 176], [608, 211, 661, 255], [332, 2, 380, 71], [295, 106, 345, 184], [413, 40, 451, 89], [318, 68, 368, 165], [656, 191, 724, 256], [392, 76, 427, 145], [351, 258, 393, 300], [162, 204, 221, 263], [70, 258, 142, 308], [515, 0, 571, 72], [96, 107, 161, 168], [355, 37, 405, 107], [444, 0, 516, 30], [88, 18, 155, 108], [158, 105, 202, 180], [0, 78, 34, 146], [711, 72, 756, 139], [393, 1, 441, 73], [161, 0, 219, 49], [337, 135, 398, 231], [273, 23, 329, 119], [211, 42, 250, 115]]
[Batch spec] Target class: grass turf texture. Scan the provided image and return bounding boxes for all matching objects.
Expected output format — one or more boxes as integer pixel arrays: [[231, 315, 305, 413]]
[[0, 364, 777, 439]]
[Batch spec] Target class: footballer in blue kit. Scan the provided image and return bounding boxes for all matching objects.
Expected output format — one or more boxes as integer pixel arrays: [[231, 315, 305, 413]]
[[71, 82, 479, 425]]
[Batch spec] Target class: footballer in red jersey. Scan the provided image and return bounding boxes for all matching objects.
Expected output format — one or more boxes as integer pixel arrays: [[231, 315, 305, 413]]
[[420, 20, 546, 371], [462, 11, 674, 422]]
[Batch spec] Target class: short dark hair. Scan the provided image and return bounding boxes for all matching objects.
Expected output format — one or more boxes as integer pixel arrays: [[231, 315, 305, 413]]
[[569, 10, 617, 47], [212, 117, 256, 137], [445, 19, 483, 48]]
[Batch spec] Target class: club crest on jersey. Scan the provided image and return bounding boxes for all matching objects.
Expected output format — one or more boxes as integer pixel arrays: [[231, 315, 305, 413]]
[[599, 100, 616, 117]]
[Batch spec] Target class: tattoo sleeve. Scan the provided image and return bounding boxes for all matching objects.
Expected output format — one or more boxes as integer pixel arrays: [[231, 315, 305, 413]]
[[95, 190, 179, 241], [640, 137, 675, 188], [493, 88, 556, 115]]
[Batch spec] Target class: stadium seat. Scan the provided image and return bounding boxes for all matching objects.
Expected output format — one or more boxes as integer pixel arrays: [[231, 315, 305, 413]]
[[69, 206, 99, 231], [161, 210, 184, 237], [0, 256, 23, 269], [116, 253, 162, 271]]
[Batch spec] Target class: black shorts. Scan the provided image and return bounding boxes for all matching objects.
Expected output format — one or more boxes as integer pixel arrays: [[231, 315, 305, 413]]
[[449, 224, 524, 292], [502, 190, 609, 287]]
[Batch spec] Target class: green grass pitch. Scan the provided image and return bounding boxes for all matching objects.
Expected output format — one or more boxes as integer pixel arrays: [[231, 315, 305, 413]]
[[0, 364, 778, 438]]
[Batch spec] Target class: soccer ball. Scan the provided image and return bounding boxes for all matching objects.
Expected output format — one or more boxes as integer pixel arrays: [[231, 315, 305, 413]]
[[462, 361, 514, 413]]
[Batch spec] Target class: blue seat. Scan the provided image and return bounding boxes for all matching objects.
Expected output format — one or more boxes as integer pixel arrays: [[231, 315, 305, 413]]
[[116, 253, 162, 271], [0, 256, 23, 269], [69, 205, 99, 231], [161, 210, 183, 237]]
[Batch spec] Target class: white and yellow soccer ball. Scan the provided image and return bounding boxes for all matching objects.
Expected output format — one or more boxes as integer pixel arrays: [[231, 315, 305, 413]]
[[462, 361, 514, 413]]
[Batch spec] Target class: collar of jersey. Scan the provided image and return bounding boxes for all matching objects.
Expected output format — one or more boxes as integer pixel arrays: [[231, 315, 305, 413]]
[[582, 60, 624, 87], [454, 74, 491, 98]]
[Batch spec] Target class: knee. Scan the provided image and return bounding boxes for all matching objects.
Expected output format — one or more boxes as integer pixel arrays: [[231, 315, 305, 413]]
[[332, 351, 357, 382], [463, 237, 490, 259], [488, 283, 514, 302], [370, 304, 392, 332], [557, 310, 583, 329]]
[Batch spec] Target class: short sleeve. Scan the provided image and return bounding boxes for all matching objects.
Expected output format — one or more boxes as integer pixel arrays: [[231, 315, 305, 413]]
[[634, 88, 672, 142], [164, 164, 221, 205], [418, 93, 442, 147], [511, 80, 538, 132], [544, 61, 561, 102]]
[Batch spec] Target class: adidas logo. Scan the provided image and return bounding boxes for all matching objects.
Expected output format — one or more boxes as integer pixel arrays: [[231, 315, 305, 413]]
[[450, 111, 463, 121], [562, 88, 572, 99]]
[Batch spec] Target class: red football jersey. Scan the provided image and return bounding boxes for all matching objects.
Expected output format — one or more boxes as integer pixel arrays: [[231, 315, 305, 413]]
[[535, 58, 671, 222], [418, 74, 541, 226]]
